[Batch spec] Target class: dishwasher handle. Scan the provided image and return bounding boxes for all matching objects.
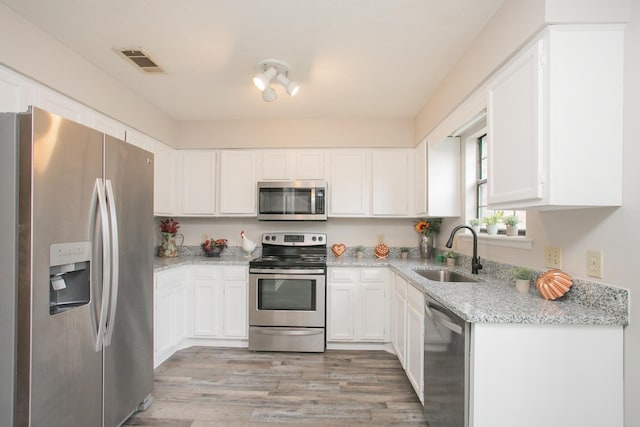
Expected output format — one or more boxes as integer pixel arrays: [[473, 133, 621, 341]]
[[425, 301, 463, 335]]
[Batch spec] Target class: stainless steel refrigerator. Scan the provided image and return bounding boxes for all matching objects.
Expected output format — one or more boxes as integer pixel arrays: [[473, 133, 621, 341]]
[[0, 107, 154, 426]]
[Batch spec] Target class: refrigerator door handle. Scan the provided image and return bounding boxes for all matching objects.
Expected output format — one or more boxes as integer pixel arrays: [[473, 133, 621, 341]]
[[104, 179, 119, 346], [94, 178, 112, 352]]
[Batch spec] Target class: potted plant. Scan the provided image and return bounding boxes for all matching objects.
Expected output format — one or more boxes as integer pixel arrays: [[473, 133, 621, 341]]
[[503, 215, 519, 236], [399, 247, 410, 260], [444, 250, 457, 268], [354, 245, 365, 259], [510, 266, 533, 293], [482, 211, 504, 235], [469, 218, 481, 233]]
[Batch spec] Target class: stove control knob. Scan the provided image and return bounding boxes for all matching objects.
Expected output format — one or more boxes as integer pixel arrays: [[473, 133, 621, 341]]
[[318, 236, 323, 242], [312, 236, 317, 241]]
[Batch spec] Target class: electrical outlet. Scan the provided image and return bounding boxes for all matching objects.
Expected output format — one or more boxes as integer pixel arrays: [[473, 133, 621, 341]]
[[544, 246, 563, 269], [587, 250, 604, 278]]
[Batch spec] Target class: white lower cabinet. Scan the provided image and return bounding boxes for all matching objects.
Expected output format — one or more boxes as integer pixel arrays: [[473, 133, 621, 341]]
[[405, 285, 424, 403], [392, 274, 408, 368], [391, 273, 424, 402], [327, 267, 389, 344], [154, 265, 248, 367], [190, 265, 248, 339], [154, 267, 189, 367], [470, 323, 623, 427]]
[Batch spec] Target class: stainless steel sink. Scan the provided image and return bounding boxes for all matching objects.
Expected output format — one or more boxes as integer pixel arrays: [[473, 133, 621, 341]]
[[415, 269, 479, 283]]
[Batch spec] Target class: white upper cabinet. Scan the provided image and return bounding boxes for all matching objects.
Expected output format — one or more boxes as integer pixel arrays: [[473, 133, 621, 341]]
[[372, 149, 414, 216], [259, 150, 326, 181], [181, 151, 217, 216], [0, 66, 34, 113], [414, 138, 460, 217], [487, 25, 624, 209], [152, 141, 178, 216], [218, 150, 257, 215], [329, 150, 370, 216]]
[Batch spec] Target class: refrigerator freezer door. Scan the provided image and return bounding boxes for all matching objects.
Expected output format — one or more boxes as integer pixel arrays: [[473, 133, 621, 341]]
[[103, 135, 154, 426], [17, 108, 104, 426]]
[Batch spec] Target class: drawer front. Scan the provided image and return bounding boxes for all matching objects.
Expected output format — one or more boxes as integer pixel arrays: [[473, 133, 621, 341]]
[[407, 284, 425, 311], [329, 268, 358, 282], [190, 265, 220, 280], [224, 266, 247, 281], [360, 268, 386, 282]]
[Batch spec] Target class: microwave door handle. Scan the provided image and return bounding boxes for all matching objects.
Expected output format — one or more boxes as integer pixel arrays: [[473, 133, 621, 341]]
[[310, 187, 316, 214]]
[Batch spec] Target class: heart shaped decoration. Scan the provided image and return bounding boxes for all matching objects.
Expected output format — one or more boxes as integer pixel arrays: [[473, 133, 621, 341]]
[[331, 243, 346, 257]]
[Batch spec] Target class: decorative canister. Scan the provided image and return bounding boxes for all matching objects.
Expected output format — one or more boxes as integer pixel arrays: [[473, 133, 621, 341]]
[[158, 232, 183, 258], [419, 234, 435, 259]]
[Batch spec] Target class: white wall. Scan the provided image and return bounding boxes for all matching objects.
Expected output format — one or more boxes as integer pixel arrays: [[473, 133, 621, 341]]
[[0, 3, 178, 146], [176, 118, 415, 149], [165, 217, 420, 250]]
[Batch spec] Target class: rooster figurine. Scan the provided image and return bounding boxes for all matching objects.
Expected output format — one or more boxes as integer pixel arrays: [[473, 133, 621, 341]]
[[240, 230, 257, 257]]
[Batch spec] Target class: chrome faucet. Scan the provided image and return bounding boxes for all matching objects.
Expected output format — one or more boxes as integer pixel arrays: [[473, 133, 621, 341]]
[[446, 225, 482, 274]]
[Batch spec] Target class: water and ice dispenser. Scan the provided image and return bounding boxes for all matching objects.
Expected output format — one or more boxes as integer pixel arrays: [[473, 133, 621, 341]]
[[49, 242, 91, 315]]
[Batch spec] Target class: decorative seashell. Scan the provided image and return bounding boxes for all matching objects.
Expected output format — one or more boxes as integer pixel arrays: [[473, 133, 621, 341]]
[[536, 269, 573, 300], [331, 243, 346, 257], [374, 243, 389, 259]]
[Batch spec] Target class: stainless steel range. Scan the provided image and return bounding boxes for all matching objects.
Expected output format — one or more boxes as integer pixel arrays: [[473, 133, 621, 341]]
[[248, 232, 327, 352]]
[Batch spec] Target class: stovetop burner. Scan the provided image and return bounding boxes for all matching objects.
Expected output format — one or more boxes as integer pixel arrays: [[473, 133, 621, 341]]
[[249, 232, 327, 269]]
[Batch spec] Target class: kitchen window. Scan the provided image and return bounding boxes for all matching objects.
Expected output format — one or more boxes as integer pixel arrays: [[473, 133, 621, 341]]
[[475, 134, 526, 235]]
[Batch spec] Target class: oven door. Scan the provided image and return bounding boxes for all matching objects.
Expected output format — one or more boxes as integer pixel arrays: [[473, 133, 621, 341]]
[[249, 271, 325, 328]]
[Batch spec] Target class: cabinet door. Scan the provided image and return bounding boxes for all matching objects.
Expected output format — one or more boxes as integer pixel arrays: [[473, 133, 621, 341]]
[[487, 40, 543, 205], [223, 281, 248, 338], [294, 151, 326, 180], [193, 280, 221, 336], [406, 302, 424, 402], [260, 151, 293, 180], [360, 283, 386, 341], [182, 151, 216, 215], [174, 283, 189, 344], [394, 290, 407, 368], [329, 150, 369, 216], [414, 141, 428, 216], [328, 283, 355, 341], [218, 151, 256, 215], [152, 141, 177, 216], [90, 113, 126, 141], [154, 285, 174, 359], [372, 150, 410, 216]]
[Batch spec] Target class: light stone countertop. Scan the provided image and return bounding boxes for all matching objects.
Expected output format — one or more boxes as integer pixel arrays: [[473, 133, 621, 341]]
[[329, 256, 628, 326], [155, 255, 628, 326], [154, 255, 250, 271]]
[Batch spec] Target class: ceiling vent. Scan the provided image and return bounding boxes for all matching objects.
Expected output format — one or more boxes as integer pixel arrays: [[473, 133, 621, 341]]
[[117, 48, 165, 73]]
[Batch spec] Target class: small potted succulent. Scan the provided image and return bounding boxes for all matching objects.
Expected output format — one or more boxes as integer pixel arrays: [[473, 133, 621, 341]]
[[399, 247, 411, 260], [469, 218, 481, 233], [510, 266, 533, 293], [482, 211, 504, 235], [444, 250, 457, 268], [354, 245, 365, 259], [503, 215, 519, 236]]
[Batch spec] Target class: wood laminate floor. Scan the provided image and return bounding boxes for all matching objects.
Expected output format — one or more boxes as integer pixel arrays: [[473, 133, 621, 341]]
[[125, 347, 429, 426]]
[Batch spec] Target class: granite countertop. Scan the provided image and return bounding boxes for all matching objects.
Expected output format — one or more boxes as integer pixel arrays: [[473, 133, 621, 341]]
[[329, 257, 628, 326], [154, 255, 250, 271], [155, 254, 628, 326]]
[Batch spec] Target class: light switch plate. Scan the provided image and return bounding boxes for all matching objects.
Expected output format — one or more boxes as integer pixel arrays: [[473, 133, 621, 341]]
[[544, 246, 562, 269], [587, 250, 604, 278]]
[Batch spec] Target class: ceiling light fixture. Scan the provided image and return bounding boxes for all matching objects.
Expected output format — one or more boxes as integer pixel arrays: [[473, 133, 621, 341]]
[[252, 59, 300, 102], [261, 86, 277, 102]]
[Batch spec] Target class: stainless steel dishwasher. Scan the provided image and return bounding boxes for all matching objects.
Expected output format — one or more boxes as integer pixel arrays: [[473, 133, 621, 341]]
[[423, 294, 470, 427]]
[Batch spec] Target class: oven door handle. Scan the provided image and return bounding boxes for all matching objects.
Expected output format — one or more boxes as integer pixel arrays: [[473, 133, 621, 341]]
[[252, 328, 324, 336], [249, 268, 326, 275]]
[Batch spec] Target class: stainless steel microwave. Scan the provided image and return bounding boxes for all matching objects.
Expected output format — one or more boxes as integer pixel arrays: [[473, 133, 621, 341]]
[[257, 180, 327, 221]]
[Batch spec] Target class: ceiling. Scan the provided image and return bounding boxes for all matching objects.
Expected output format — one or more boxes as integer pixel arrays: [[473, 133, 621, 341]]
[[1, 0, 503, 121]]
